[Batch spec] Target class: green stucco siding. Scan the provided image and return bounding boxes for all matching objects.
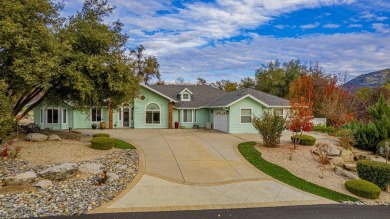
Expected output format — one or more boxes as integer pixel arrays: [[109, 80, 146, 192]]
[[33, 102, 74, 130], [133, 87, 169, 128], [229, 98, 264, 133], [195, 109, 209, 128], [73, 107, 108, 129]]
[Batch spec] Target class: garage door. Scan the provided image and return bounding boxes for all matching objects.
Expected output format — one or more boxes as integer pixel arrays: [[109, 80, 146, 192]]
[[214, 110, 228, 132]]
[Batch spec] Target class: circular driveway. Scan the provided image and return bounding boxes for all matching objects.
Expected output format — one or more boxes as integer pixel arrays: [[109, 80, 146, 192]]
[[79, 129, 334, 213]]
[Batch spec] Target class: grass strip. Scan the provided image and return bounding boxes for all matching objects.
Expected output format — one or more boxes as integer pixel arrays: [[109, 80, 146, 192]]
[[238, 141, 359, 202], [113, 138, 136, 149]]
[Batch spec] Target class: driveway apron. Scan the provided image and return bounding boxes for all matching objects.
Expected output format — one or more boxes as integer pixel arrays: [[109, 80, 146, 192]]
[[79, 129, 335, 213]]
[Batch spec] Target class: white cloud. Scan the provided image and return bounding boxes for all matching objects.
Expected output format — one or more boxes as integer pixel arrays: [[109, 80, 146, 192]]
[[372, 23, 390, 33], [348, 24, 363, 28], [323, 24, 340, 28], [300, 22, 321, 29], [274, 24, 296, 29]]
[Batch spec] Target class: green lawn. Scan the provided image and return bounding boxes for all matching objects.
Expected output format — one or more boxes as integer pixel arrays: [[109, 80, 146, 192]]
[[113, 138, 136, 149], [238, 141, 359, 202]]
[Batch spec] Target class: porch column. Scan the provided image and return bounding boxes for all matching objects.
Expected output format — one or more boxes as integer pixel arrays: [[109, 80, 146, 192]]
[[168, 101, 173, 129], [108, 103, 113, 129]]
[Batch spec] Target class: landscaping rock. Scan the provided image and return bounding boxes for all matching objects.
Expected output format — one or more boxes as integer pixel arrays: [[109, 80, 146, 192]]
[[326, 147, 341, 157], [78, 163, 104, 174], [341, 150, 354, 162], [39, 163, 78, 181], [354, 154, 372, 161], [106, 172, 119, 183], [116, 165, 127, 171], [5, 171, 37, 185], [371, 156, 387, 163], [344, 163, 357, 172], [330, 157, 345, 167], [334, 166, 359, 179], [33, 179, 53, 188], [25, 133, 48, 142], [48, 134, 61, 141]]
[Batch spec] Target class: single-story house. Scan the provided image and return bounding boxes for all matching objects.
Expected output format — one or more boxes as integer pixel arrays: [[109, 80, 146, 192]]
[[33, 84, 290, 133]]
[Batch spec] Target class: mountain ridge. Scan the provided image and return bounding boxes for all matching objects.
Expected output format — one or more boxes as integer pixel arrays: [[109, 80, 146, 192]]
[[344, 68, 390, 92]]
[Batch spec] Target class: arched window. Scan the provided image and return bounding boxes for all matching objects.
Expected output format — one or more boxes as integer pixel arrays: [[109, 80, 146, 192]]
[[146, 103, 160, 124]]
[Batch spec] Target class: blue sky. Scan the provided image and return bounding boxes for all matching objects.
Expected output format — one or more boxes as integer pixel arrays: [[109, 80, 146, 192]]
[[63, 0, 390, 83]]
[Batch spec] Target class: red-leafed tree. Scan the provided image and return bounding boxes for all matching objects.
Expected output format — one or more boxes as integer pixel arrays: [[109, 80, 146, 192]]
[[320, 76, 354, 127], [287, 75, 315, 149]]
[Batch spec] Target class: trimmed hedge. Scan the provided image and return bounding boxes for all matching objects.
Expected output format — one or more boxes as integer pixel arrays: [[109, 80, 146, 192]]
[[91, 137, 114, 150], [92, 133, 110, 138], [357, 160, 390, 189], [313, 125, 336, 135], [345, 179, 381, 199], [291, 134, 316, 146], [376, 139, 390, 155]]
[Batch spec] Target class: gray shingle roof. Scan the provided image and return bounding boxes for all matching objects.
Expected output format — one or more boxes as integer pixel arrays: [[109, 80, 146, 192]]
[[206, 88, 290, 107], [147, 85, 225, 108], [145, 85, 289, 108]]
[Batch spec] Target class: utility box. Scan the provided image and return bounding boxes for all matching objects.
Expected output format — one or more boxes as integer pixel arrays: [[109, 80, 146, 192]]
[[206, 122, 211, 130]]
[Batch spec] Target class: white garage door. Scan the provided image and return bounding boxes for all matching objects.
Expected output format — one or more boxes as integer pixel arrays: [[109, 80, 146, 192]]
[[214, 110, 228, 133]]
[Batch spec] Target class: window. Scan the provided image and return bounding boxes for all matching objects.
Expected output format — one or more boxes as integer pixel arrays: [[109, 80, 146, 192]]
[[92, 108, 102, 122], [182, 93, 189, 100], [47, 108, 59, 124], [274, 109, 283, 117], [40, 109, 44, 124], [146, 103, 160, 124], [63, 109, 67, 124], [182, 109, 193, 123], [241, 108, 252, 123]]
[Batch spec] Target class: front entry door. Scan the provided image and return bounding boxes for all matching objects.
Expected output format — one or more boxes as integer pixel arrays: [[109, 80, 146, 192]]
[[123, 108, 130, 127]]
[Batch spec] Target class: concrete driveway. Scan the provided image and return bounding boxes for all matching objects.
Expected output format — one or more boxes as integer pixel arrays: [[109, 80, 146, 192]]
[[79, 129, 334, 213]]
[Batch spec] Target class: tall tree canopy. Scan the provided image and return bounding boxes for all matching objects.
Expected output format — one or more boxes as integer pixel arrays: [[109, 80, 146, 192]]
[[0, 0, 150, 118], [130, 45, 160, 85], [255, 60, 306, 98]]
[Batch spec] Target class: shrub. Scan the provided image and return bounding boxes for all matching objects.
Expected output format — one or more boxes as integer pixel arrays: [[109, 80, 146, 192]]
[[252, 111, 286, 147], [338, 129, 355, 150], [345, 179, 381, 199], [376, 139, 390, 155], [344, 122, 379, 151], [313, 125, 336, 135], [357, 160, 390, 189], [291, 134, 316, 146], [91, 137, 114, 150], [92, 133, 110, 138]]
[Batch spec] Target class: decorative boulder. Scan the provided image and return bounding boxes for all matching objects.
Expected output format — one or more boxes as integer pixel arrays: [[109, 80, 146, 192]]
[[354, 154, 371, 161], [344, 163, 357, 172], [334, 166, 359, 179], [39, 163, 78, 181], [326, 147, 341, 157], [48, 134, 61, 141], [106, 172, 119, 183], [330, 157, 345, 167], [78, 163, 105, 174], [26, 133, 48, 142], [340, 150, 354, 162], [5, 171, 37, 185], [33, 179, 53, 188]]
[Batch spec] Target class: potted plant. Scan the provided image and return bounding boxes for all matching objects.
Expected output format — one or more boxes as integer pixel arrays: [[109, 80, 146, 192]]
[[92, 123, 97, 129]]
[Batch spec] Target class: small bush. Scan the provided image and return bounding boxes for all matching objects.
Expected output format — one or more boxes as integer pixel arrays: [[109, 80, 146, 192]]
[[92, 133, 110, 138], [357, 160, 390, 189], [376, 139, 390, 155], [345, 179, 381, 199], [338, 129, 355, 150], [291, 134, 316, 146], [313, 125, 336, 135], [252, 112, 286, 147], [91, 137, 114, 150]]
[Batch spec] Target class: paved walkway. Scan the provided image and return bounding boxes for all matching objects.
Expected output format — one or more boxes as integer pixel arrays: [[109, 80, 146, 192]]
[[78, 129, 335, 213]]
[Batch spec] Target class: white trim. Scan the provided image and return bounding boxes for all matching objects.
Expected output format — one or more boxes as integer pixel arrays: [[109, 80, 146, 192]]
[[240, 107, 253, 124], [144, 102, 161, 125], [46, 108, 60, 124], [141, 84, 177, 102], [181, 93, 191, 101], [227, 94, 270, 108], [179, 88, 193, 95], [181, 109, 194, 123]]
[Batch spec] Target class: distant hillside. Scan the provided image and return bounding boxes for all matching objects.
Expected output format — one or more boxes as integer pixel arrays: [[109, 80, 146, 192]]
[[344, 68, 390, 92]]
